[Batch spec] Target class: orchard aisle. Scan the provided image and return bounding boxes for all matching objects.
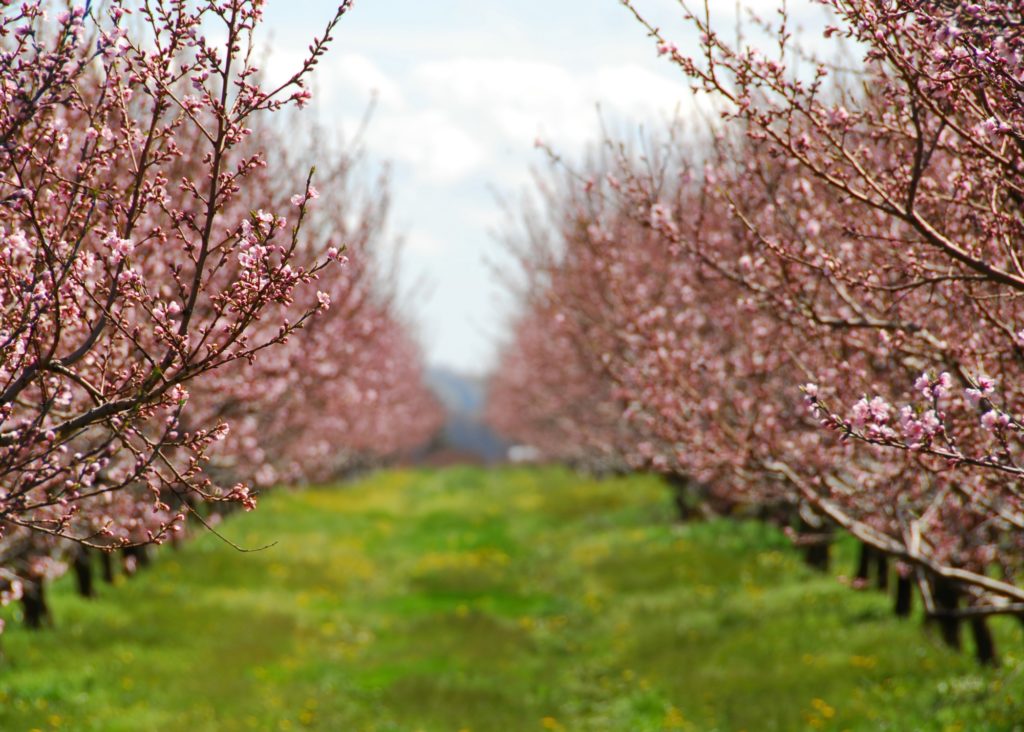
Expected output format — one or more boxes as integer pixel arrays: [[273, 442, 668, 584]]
[[0, 467, 1019, 731]]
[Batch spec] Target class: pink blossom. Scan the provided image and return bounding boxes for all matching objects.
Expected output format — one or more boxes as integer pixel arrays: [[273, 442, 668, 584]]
[[826, 106, 850, 127], [981, 410, 1010, 432], [869, 397, 891, 423], [850, 398, 871, 427], [650, 203, 678, 236], [291, 186, 320, 206], [105, 232, 135, 262]]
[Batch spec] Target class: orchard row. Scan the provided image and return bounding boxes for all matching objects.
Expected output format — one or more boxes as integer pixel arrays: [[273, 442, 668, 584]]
[[0, 2, 441, 632], [489, 0, 1024, 665]]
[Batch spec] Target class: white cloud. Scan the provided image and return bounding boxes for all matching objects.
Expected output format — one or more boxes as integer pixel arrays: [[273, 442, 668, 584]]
[[369, 109, 485, 185], [414, 58, 574, 110], [405, 231, 446, 255], [409, 57, 691, 156], [317, 53, 405, 109], [589, 65, 688, 116]]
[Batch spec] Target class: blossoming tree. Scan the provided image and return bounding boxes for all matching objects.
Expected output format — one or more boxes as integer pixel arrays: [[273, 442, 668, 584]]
[[1, 1, 441, 631], [490, 0, 1024, 663]]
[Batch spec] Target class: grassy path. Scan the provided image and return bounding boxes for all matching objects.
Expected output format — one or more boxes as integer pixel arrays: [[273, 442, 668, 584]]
[[0, 467, 1021, 731]]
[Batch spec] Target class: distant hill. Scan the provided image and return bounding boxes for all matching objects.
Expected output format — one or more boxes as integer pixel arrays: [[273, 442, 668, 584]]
[[424, 367, 507, 464]]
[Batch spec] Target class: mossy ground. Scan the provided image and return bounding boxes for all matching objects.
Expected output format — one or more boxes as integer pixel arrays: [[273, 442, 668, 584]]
[[1, 466, 1021, 731]]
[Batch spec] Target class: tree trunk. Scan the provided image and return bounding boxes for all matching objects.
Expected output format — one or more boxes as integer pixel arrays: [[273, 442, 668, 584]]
[[73, 547, 95, 598], [20, 579, 50, 630], [796, 509, 831, 572], [894, 574, 913, 617], [855, 543, 872, 583], [931, 578, 962, 651], [100, 551, 115, 583], [666, 474, 697, 522], [875, 553, 889, 591], [802, 540, 831, 572], [970, 617, 999, 667]]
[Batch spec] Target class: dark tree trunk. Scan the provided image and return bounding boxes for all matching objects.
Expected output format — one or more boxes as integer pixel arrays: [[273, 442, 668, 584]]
[[970, 617, 999, 667], [855, 543, 872, 583], [666, 474, 697, 522], [802, 541, 831, 572], [764, 505, 796, 531], [798, 524, 831, 577], [20, 579, 50, 630], [931, 578, 962, 651], [875, 553, 889, 591], [73, 548, 95, 598], [796, 509, 831, 572], [894, 575, 913, 617], [100, 551, 115, 583]]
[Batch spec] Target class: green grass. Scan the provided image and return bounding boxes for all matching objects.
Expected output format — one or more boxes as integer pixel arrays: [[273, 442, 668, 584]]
[[1, 466, 1022, 731]]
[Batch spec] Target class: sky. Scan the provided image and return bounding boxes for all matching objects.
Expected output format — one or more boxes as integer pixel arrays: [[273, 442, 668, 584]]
[[260, 0, 829, 375]]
